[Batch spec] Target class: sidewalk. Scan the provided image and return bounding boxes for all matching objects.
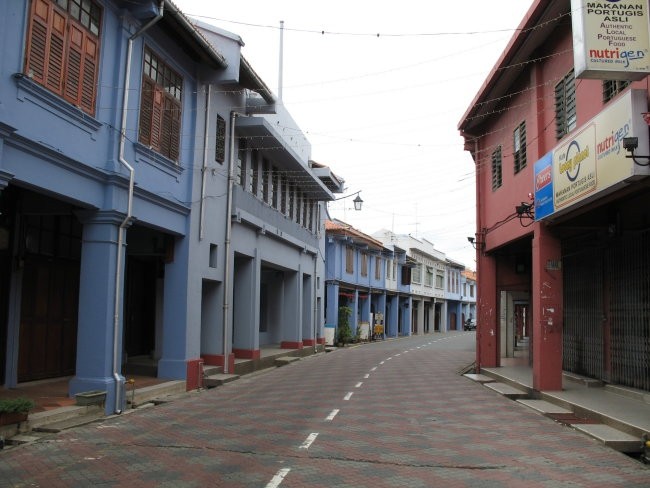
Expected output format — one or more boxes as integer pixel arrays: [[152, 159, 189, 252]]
[[471, 353, 650, 455]]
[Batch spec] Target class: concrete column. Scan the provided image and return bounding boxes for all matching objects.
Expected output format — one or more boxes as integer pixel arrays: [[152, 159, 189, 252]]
[[532, 223, 563, 391], [69, 211, 125, 412], [388, 295, 399, 337], [301, 272, 314, 345], [281, 268, 302, 348], [416, 298, 425, 335], [476, 252, 498, 367], [232, 255, 259, 359]]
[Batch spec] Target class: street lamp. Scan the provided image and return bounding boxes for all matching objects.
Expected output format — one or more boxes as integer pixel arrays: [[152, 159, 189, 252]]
[[334, 190, 363, 211], [352, 194, 363, 211]]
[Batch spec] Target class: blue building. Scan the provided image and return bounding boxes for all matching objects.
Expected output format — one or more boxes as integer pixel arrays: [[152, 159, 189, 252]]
[[0, 0, 338, 414], [324, 220, 413, 343]]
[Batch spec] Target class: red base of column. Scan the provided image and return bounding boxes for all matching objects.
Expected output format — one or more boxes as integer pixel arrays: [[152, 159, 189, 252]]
[[281, 341, 303, 349], [233, 348, 261, 360], [303, 339, 316, 347], [317, 337, 326, 345], [186, 358, 204, 391], [201, 353, 235, 373]]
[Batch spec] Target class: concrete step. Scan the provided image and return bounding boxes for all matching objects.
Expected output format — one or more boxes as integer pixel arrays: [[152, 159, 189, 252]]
[[127, 380, 186, 407], [202, 365, 223, 377], [32, 412, 103, 433], [517, 399, 572, 415], [464, 373, 495, 384], [28, 405, 102, 430], [275, 356, 300, 367], [203, 374, 240, 388], [484, 382, 529, 399], [5, 434, 43, 446], [571, 424, 644, 453]]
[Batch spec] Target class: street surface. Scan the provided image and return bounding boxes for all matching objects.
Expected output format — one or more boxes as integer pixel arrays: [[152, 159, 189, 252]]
[[1, 332, 648, 487]]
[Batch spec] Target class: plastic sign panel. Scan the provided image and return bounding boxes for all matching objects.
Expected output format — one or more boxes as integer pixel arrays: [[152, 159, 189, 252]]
[[572, 0, 650, 80], [534, 89, 649, 220]]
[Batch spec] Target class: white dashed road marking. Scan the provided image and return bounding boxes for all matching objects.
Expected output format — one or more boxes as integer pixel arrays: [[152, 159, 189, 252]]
[[355, 382, 363, 388], [266, 468, 291, 488], [326, 409, 339, 421], [299, 433, 318, 450], [344, 392, 354, 401]]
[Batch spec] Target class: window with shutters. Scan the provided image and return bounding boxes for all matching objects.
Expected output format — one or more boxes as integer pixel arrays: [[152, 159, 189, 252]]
[[138, 47, 183, 162], [491, 145, 502, 191], [555, 69, 577, 140], [215, 115, 226, 163], [375, 256, 381, 280], [602, 80, 630, 103], [513, 121, 526, 174], [361, 253, 368, 277], [345, 246, 354, 274], [24, 0, 102, 116]]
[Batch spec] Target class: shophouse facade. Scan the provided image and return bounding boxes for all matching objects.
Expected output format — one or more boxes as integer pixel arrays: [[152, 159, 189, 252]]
[[0, 0, 337, 414], [324, 220, 391, 343], [374, 230, 447, 334], [459, 0, 650, 393], [460, 269, 477, 327], [445, 259, 466, 332]]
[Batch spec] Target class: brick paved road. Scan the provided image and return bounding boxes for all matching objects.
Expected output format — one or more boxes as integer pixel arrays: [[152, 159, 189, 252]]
[[1, 332, 648, 487]]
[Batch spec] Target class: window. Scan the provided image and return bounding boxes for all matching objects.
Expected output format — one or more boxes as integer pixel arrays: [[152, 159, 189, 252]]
[[251, 150, 259, 196], [491, 145, 502, 191], [470, 284, 475, 297], [235, 138, 245, 186], [603, 80, 630, 103], [401, 267, 411, 286], [513, 121, 526, 173], [262, 159, 270, 203], [272, 167, 280, 209], [375, 257, 381, 280], [345, 246, 354, 274], [139, 48, 183, 162], [361, 253, 368, 277], [24, 0, 102, 116], [435, 273, 444, 289], [215, 115, 226, 163], [555, 69, 577, 139], [412, 264, 421, 284], [425, 266, 433, 287], [386, 259, 393, 280]]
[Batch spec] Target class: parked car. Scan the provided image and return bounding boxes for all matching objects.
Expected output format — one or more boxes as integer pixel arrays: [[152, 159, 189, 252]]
[[464, 318, 476, 331]]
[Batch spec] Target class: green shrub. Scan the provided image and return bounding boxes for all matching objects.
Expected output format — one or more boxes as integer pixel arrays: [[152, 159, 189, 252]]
[[337, 306, 353, 345], [0, 397, 35, 414]]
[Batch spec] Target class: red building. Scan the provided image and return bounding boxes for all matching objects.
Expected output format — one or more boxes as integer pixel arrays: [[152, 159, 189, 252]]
[[459, 0, 650, 393]]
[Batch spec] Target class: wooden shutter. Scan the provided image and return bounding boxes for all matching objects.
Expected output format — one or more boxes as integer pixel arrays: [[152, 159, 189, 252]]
[[161, 95, 181, 161], [24, 0, 100, 116], [64, 23, 98, 114], [25, 0, 66, 93], [138, 77, 154, 147]]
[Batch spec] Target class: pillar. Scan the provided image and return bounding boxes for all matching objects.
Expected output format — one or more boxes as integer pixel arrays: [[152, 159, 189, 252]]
[[532, 223, 563, 391]]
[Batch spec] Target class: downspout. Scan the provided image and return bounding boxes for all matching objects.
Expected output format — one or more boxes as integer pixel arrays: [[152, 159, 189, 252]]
[[114, 1, 164, 414], [199, 85, 211, 239], [222, 110, 239, 373]]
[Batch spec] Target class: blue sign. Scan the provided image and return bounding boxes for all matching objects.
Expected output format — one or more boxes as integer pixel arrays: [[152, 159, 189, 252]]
[[534, 152, 554, 221]]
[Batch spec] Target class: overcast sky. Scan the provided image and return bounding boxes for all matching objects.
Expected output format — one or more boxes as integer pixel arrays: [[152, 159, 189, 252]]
[[174, 0, 535, 268]]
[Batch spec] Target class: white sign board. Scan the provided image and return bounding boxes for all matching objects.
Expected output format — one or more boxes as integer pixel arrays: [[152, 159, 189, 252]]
[[572, 0, 650, 80]]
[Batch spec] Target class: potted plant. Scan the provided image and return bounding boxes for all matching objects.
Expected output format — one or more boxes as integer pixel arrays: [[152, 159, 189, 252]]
[[337, 306, 353, 346], [0, 397, 35, 426]]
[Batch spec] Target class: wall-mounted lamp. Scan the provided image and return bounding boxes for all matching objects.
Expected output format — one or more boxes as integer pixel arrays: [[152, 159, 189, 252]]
[[516, 201, 535, 226], [467, 233, 485, 251], [622, 137, 650, 166]]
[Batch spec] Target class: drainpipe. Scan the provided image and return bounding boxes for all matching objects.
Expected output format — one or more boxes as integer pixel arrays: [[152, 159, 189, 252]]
[[222, 111, 239, 373], [113, 2, 164, 414], [199, 85, 211, 240]]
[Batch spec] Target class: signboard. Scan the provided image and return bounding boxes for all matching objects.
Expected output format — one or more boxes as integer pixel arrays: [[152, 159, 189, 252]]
[[572, 0, 650, 80], [534, 89, 649, 220]]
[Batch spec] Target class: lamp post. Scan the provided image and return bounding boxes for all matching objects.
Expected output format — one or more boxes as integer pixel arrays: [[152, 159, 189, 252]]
[[332, 191, 363, 219]]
